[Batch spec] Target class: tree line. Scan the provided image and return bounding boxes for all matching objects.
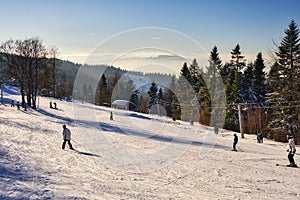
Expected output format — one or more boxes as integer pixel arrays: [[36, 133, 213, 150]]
[[96, 20, 299, 143], [0, 20, 298, 143]]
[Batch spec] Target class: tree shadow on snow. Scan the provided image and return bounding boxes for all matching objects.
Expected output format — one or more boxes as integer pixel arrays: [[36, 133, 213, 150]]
[[96, 121, 228, 150], [37, 108, 74, 124]]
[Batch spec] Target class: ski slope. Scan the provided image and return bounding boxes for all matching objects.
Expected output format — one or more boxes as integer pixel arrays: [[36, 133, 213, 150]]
[[0, 85, 299, 200]]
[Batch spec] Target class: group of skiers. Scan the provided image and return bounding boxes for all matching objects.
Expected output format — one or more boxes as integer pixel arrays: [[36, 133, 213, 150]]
[[60, 111, 297, 168], [11, 100, 26, 111], [231, 126, 297, 167], [49, 101, 58, 109]]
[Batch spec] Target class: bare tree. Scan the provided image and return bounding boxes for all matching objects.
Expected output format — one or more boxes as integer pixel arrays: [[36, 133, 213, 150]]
[[0, 37, 48, 109]]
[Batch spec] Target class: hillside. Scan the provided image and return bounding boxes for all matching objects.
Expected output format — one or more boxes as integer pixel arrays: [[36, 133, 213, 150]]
[[0, 85, 300, 200]]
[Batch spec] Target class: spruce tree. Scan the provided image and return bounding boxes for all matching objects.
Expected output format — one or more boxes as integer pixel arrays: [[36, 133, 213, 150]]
[[253, 52, 267, 104], [231, 44, 246, 72], [147, 82, 158, 109], [164, 75, 178, 118], [207, 46, 223, 104], [224, 44, 246, 131], [189, 59, 199, 92], [199, 46, 223, 125], [268, 20, 300, 141], [97, 75, 109, 106], [224, 67, 239, 130], [242, 63, 255, 103], [177, 62, 194, 121]]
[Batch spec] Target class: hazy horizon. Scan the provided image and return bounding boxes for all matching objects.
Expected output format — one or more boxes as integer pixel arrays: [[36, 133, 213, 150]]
[[0, 0, 299, 73]]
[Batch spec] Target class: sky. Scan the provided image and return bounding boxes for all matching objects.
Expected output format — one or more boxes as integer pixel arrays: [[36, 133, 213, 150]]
[[0, 0, 299, 74]]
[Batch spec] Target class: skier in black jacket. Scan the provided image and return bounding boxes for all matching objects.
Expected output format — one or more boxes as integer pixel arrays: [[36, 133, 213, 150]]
[[233, 134, 238, 151]]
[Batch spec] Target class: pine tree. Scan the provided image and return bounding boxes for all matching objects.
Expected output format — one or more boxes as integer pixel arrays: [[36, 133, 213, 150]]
[[180, 62, 191, 80], [147, 82, 158, 109], [177, 62, 195, 121], [267, 20, 300, 141], [164, 75, 178, 118], [242, 63, 255, 103], [224, 67, 239, 130], [224, 44, 246, 131], [97, 75, 109, 106], [253, 52, 267, 104], [219, 63, 231, 84], [207, 46, 223, 105], [231, 44, 246, 72], [189, 59, 199, 92]]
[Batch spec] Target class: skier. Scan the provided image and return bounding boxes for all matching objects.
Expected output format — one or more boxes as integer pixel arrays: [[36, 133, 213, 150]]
[[11, 100, 15, 107], [257, 133, 262, 143], [16, 101, 20, 110], [50, 101, 53, 109], [233, 134, 238, 151], [110, 111, 113, 120], [190, 119, 194, 125], [214, 126, 219, 134], [62, 124, 74, 150], [286, 134, 297, 167], [23, 103, 27, 111]]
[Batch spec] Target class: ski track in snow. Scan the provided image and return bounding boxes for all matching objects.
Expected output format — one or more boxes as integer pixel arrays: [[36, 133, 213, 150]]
[[0, 86, 300, 199]]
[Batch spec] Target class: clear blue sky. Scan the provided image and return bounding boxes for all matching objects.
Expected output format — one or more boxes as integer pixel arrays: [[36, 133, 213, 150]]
[[0, 0, 299, 72]]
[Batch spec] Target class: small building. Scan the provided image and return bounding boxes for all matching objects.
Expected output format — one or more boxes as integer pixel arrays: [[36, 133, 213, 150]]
[[111, 100, 136, 110]]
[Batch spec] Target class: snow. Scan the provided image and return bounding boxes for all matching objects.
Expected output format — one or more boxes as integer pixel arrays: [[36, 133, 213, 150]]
[[1, 85, 300, 199]]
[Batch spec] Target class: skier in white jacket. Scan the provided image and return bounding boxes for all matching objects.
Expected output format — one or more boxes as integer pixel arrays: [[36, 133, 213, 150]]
[[62, 124, 74, 150], [287, 134, 297, 167]]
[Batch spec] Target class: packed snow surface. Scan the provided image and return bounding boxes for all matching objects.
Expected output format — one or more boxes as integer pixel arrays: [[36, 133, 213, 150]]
[[0, 85, 299, 199]]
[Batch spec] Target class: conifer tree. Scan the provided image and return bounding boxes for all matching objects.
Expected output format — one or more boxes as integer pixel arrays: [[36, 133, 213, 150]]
[[231, 44, 246, 72], [148, 82, 158, 109], [267, 20, 300, 140], [253, 52, 267, 104], [97, 75, 109, 106], [224, 67, 239, 130], [242, 63, 255, 103], [189, 59, 199, 92], [224, 44, 246, 131], [164, 75, 178, 118], [207, 46, 223, 104]]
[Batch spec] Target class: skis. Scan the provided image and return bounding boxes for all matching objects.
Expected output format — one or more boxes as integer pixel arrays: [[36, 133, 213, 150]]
[[276, 164, 298, 168]]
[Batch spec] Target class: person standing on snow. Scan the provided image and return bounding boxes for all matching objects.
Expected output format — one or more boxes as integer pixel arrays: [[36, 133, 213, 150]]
[[233, 134, 238, 151], [110, 111, 113, 120], [214, 126, 219, 134], [257, 133, 262, 143], [287, 134, 297, 167], [62, 124, 74, 150]]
